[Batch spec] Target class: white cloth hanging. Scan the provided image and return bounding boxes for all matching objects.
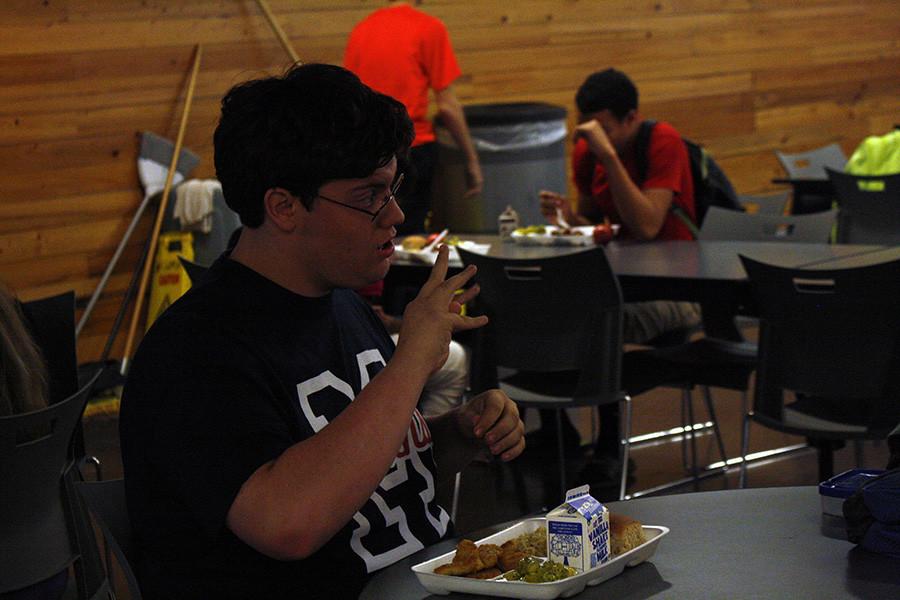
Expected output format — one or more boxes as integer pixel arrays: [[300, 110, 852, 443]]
[[174, 179, 221, 233]]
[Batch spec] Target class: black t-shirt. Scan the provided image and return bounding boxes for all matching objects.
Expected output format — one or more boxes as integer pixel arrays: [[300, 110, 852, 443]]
[[120, 258, 449, 599]]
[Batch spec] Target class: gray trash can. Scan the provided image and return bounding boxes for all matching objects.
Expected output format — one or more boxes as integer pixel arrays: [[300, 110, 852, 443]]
[[431, 102, 567, 232]]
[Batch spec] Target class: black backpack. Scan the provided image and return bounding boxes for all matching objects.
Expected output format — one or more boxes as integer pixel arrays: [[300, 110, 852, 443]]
[[635, 120, 742, 238]]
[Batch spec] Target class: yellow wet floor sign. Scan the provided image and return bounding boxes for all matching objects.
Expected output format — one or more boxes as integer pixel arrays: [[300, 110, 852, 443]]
[[147, 231, 194, 331]]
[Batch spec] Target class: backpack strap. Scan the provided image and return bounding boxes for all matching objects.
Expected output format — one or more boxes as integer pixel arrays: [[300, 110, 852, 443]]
[[634, 119, 700, 239], [634, 119, 656, 187], [671, 205, 701, 239]]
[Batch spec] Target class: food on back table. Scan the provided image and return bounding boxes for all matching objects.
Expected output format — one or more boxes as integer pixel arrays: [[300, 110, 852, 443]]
[[401, 235, 428, 250], [514, 224, 547, 235], [551, 227, 583, 236], [592, 223, 614, 245], [503, 556, 577, 583], [609, 513, 645, 555]]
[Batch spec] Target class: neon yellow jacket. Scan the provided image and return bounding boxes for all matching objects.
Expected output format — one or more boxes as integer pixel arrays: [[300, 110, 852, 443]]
[[846, 129, 900, 175]]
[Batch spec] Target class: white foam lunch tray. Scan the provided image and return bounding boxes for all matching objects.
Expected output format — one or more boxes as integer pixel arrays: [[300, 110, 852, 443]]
[[394, 241, 491, 265], [411, 517, 668, 599]]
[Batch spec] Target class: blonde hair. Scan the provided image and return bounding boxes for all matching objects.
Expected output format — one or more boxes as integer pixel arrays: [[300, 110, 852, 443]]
[[0, 284, 49, 416]]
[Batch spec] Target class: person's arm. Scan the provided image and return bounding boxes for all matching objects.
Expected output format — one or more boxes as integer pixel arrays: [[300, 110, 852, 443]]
[[575, 119, 672, 240], [435, 85, 483, 198], [426, 389, 525, 483], [226, 247, 487, 561], [539, 190, 602, 226]]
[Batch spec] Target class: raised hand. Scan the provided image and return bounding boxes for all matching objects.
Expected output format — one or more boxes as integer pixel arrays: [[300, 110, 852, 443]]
[[539, 190, 574, 225], [575, 118, 616, 161], [394, 245, 487, 376]]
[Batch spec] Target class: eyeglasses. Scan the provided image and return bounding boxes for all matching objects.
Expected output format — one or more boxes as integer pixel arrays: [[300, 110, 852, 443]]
[[315, 173, 405, 221]]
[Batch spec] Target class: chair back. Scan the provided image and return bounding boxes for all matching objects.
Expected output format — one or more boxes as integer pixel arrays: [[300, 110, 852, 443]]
[[0, 371, 104, 594], [699, 206, 837, 243], [740, 256, 900, 426], [75, 479, 143, 600], [776, 143, 847, 179], [826, 168, 900, 244], [739, 191, 790, 215], [20, 291, 78, 404], [458, 247, 623, 404]]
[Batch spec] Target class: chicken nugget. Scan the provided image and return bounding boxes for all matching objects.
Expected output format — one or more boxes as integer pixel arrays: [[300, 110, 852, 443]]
[[477, 543, 501, 569], [433, 539, 483, 576], [466, 567, 502, 579]]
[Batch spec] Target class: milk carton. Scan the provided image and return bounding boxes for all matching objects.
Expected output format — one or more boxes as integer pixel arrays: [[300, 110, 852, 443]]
[[546, 485, 609, 572]]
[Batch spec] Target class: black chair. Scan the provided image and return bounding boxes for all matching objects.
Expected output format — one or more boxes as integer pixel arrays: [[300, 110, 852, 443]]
[[0, 371, 109, 600], [458, 246, 629, 500], [75, 479, 143, 600], [826, 168, 900, 244], [776, 143, 846, 214], [739, 256, 900, 485], [777, 143, 847, 180], [20, 291, 79, 405], [21, 290, 103, 479], [621, 207, 840, 491], [738, 191, 790, 215]]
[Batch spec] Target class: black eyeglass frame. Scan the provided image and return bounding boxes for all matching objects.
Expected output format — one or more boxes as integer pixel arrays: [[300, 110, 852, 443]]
[[315, 173, 405, 221]]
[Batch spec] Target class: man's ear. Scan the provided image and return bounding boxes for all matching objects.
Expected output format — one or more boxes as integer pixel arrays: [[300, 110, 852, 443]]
[[263, 188, 300, 232], [623, 109, 638, 127]]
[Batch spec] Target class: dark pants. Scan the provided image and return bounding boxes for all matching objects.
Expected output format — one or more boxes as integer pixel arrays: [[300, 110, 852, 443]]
[[396, 142, 438, 236]]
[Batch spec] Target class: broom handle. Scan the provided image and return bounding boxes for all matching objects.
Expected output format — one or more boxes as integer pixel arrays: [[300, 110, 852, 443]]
[[120, 44, 203, 375], [255, 0, 301, 64]]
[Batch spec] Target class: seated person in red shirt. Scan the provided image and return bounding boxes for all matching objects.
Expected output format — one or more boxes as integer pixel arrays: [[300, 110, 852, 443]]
[[120, 64, 524, 600], [537, 68, 701, 485]]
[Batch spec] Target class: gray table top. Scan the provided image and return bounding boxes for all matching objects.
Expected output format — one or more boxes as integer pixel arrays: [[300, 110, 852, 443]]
[[391, 238, 898, 304], [361, 486, 900, 600]]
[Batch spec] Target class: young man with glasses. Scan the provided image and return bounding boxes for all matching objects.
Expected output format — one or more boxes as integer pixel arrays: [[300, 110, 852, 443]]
[[120, 63, 524, 600]]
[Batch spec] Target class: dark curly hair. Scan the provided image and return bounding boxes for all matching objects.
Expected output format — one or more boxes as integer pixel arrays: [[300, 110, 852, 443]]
[[213, 63, 413, 227], [575, 68, 638, 121]]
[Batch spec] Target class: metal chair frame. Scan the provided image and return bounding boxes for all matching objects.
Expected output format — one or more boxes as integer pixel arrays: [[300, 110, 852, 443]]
[[459, 246, 629, 500]]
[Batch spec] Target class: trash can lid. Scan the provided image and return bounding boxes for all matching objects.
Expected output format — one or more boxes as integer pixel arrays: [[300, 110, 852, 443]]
[[451, 102, 567, 126]]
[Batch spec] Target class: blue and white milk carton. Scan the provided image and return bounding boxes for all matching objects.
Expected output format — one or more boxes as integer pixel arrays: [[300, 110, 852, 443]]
[[546, 485, 610, 572]]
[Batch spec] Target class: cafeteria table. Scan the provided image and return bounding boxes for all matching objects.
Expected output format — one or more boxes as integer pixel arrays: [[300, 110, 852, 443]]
[[360, 486, 900, 599], [387, 236, 899, 306]]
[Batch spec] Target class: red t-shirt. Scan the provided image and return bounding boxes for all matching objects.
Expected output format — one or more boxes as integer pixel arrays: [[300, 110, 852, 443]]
[[573, 121, 696, 241], [344, 5, 462, 146]]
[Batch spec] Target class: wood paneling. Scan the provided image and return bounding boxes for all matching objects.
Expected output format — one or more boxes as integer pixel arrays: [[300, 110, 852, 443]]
[[1, 0, 897, 364]]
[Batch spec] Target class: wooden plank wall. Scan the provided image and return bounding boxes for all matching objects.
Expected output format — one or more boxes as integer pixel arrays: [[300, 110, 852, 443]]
[[1, 0, 898, 365]]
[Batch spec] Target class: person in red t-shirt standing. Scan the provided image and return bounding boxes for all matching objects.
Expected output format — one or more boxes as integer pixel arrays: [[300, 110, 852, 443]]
[[344, 1, 482, 235], [537, 69, 702, 488]]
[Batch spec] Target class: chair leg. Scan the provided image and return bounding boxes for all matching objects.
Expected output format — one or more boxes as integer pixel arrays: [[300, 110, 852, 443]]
[[817, 444, 835, 481], [701, 386, 729, 473], [680, 390, 691, 472], [618, 396, 632, 501], [684, 389, 700, 490], [450, 471, 462, 524], [739, 412, 751, 488], [554, 409, 566, 498], [854, 440, 864, 467]]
